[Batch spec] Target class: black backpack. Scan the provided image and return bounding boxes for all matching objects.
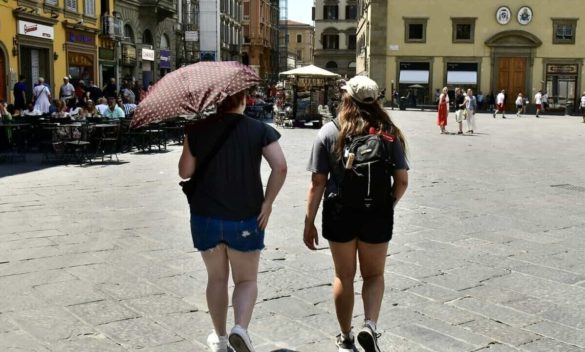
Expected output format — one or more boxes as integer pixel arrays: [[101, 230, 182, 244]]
[[332, 118, 395, 210]]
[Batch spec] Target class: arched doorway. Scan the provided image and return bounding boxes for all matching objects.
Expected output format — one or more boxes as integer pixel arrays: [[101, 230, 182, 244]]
[[486, 30, 542, 111], [0, 48, 6, 102]]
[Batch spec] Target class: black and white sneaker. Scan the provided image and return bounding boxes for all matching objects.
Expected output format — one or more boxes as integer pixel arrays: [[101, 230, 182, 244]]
[[357, 322, 381, 352], [336, 332, 358, 352]]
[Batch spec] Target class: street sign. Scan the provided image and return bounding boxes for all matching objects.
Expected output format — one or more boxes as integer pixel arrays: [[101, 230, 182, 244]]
[[185, 31, 199, 42]]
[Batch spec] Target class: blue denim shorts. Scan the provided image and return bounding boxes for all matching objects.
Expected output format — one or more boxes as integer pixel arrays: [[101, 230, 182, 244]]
[[190, 214, 265, 252]]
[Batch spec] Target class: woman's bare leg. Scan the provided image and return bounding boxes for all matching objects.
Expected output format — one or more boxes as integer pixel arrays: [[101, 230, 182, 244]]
[[228, 248, 261, 329], [201, 244, 230, 336], [357, 241, 389, 324], [329, 239, 358, 333]]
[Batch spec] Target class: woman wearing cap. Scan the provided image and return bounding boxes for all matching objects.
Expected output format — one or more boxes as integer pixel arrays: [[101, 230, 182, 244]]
[[304, 76, 409, 352]]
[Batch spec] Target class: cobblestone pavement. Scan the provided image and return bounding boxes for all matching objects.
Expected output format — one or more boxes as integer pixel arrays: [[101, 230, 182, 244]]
[[1, 111, 585, 352]]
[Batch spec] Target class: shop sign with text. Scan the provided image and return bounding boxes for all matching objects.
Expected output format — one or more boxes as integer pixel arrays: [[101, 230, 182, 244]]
[[160, 50, 171, 69], [18, 20, 54, 40]]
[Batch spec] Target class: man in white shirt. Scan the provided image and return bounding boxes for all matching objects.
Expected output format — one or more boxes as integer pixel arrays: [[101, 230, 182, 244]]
[[493, 90, 506, 119], [95, 97, 109, 116], [59, 77, 75, 103], [534, 90, 542, 118]]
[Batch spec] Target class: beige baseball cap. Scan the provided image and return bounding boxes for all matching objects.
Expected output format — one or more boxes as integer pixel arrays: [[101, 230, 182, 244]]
[[341, 76, 379, 104]]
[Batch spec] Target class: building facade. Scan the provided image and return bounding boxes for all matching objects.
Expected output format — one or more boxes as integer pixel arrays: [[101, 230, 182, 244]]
[[283, 20, 314, 68], [358, 0, 585, 111], [0, 0, 114, 104], [242, 0, 279, 82], [313, 0, 358, 78], [114, 0, 178, 87]]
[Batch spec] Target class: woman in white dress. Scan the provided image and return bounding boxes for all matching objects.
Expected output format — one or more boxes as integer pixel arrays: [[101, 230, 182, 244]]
[[32, 77, 52, 114]]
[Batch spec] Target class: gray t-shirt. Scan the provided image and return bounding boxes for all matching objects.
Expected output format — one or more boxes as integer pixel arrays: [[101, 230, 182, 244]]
[[187, 113, 281, 220], [307, 121, 409, 198]]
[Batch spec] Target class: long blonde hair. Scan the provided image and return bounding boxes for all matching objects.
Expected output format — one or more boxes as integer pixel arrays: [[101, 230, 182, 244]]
[[335, 93, 407, 159]]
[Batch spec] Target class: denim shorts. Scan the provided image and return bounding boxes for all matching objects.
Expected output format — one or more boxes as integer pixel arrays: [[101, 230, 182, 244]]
[[190, 214, 265, 252]]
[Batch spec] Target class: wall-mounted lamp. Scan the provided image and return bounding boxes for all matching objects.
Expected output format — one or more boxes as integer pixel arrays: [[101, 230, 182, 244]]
[[12, 37, 18, 56], [50, 10, 59, 19], [53, 52, 59, 61]]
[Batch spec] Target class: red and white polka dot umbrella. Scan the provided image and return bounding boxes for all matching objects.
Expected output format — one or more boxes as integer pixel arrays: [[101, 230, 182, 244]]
[[131, 61, 261, 128]]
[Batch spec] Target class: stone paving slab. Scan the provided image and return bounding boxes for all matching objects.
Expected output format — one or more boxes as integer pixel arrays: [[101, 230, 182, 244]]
[[1, 111, 585, 351]]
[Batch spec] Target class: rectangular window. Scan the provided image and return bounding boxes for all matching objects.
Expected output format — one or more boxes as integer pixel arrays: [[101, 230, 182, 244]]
[[452, 18, 476, 43], [84, 0, 95, 17], [348, 34, 356, 50], [409, 24, 423, 40], [323, 6, 338, 20], [66, 0, 77, 12], [297, 34, 302, 43], [323, 34, 339, 49], [45, 0, 58, 5], [553, 19, 577, 44], [404, 18, 428, 43], [312, 7, 315, 21], [346, 5, 357, 20]]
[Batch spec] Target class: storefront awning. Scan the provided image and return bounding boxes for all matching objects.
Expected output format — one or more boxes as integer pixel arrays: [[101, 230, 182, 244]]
[[399, 70, 429, 84], [447, 71, 477, 85]]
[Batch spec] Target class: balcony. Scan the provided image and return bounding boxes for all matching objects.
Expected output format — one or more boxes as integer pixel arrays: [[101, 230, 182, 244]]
[[139, 0, 176, 21]]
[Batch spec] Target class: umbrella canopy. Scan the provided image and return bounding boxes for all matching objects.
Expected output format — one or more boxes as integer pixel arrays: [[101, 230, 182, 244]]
[[131, 61, 261, 128], [408, 84, 425, 88], [279, 65, 340, 78]]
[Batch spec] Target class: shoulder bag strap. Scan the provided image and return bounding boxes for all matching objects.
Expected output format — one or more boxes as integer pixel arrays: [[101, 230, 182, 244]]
[[192, 116, 242, 182]]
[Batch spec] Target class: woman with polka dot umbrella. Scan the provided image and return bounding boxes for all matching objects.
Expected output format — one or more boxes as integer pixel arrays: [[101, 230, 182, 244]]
[[131, 61, 261, 128]]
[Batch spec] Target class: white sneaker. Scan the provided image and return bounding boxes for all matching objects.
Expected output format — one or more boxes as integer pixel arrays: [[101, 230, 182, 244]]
[[228, 325, 255, 352], [357, 321, 381, 352], [207, 332, 229, 352]]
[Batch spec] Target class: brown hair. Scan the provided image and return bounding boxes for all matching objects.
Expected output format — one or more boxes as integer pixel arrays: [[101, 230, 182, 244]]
[[334, 93, 407, 159], [217, 90, 246, 114]]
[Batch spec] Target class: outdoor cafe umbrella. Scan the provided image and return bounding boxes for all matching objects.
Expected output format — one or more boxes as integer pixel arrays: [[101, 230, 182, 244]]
[[131, 61, 261, 128], [408, 84, 425, 89]]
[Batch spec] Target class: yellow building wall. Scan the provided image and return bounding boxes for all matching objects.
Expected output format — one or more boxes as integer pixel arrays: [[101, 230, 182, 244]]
[[0, 1, 20, 102], [0, 0, 110, 102], [384, 0, 585, 101]]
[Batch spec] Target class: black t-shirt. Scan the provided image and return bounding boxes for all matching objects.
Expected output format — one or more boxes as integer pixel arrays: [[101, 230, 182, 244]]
[[187, 113, 281, 220]]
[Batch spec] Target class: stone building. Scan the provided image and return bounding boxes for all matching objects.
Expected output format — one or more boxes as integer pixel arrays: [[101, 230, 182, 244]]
[[313, 0, 358, 78], [242, 0, 279, 82], [114, 0, 179, 86], [357, 0, 585, 111], [282, 20, 314, 68]]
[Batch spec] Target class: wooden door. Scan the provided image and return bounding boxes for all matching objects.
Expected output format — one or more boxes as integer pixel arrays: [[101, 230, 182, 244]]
[[497, 57, 527, 111], [0, 51, 5, 102]]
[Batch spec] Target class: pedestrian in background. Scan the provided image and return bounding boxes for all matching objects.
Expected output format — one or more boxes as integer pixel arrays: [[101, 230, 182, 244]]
[[59, 77, 75, 103], [580, 91, 585, 123], [454, 88, 465, 134], [534, 90, 543, 118], [179, 90, 287, 352], [494, 90, 506, 119], [465, 89, 477, 134], [304, 76, 409, 352], [542, 91, 549, 111], [437, 86, 449, 134], [32, 77, 51, 114], [13, 75, 27, 111], [515, 93, 524, 117]]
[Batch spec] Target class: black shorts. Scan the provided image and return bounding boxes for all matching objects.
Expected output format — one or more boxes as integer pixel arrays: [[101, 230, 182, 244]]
[[322, 197, 394, 244]]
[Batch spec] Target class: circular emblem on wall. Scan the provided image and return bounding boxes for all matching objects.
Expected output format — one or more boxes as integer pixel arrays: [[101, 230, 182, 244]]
[[517, 6, 533, 25], [496, 6, 512, 25]]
